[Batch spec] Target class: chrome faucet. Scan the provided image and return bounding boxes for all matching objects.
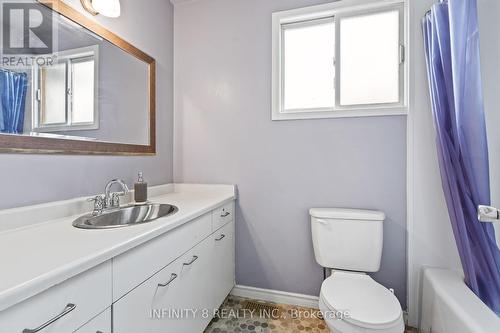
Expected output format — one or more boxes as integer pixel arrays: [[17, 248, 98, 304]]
[[104, 179, 130, 210], [88, 179, 130, 215]]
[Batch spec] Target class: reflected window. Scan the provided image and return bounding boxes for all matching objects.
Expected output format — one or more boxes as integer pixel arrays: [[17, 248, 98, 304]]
[[40, 62, 67, 125], [33, 45, 98, 132], [71, 57, 95, 124]]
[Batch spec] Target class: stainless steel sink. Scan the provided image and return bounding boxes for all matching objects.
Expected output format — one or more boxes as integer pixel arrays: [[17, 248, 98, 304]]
[[73, 203, 178, 229]]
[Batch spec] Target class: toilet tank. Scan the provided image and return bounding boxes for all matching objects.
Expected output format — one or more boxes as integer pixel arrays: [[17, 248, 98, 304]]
[[310, 208, 385, 272]]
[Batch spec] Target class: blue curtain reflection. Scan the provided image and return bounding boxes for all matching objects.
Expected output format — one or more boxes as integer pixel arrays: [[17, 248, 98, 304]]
[[0, 69, 28, 134]]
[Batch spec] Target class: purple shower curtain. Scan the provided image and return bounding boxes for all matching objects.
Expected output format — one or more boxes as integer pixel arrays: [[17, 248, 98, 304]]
[[422, 0, 500, 315]]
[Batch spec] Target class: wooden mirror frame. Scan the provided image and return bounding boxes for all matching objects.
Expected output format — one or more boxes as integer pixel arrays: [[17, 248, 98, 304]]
[[0, 0, 156, 155]]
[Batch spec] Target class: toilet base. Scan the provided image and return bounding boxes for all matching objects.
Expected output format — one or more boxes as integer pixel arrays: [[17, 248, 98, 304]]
[[319, 297, 405, 333]]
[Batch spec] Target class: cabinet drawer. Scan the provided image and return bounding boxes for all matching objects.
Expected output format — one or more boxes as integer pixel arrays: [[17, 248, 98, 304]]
[[212, 202, 234, 231], [0, 261, 112, 333], [74, 308, 111, 333], [208, 221, 235, 309], [113, 212, 212, 301]]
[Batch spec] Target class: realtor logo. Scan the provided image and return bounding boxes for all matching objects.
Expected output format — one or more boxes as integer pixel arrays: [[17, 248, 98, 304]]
[[1, 1, 53, 54]]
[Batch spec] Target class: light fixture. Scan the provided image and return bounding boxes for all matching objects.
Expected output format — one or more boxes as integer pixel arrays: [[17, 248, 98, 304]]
[[80, 0, 121, 18]]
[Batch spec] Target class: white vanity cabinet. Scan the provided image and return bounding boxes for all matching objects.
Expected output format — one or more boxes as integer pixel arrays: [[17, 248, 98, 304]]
[[0, 195, 235, 333], [113, 220, 235, 333]]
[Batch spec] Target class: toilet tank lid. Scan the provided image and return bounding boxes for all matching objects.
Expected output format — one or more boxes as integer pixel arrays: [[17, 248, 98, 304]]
[[309, 208, 385, 221]]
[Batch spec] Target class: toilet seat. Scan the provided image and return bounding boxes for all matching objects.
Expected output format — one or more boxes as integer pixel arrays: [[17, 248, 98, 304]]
[[320, 271, 403, 330]]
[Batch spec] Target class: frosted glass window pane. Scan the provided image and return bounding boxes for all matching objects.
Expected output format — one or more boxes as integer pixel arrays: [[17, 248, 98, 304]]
[[340, 10, 400, 106], [40, 63, 66, 125], [71, 59, 95, 124], [283, 18, 335, 111]]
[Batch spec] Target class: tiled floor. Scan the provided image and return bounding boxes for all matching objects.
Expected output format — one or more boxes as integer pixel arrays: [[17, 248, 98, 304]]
[[205, 296, 328, 333], [205, 296, 418, 333]]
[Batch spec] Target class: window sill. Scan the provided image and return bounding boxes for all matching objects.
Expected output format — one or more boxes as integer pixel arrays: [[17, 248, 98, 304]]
[[33, 123, 99, 132], [271, 107, 408, 121]]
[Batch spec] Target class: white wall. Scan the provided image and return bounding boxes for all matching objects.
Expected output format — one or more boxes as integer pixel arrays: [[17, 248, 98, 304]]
[[479, 0, 500, 246], [0, 0, 174, 210], [406, 0, 463, 326]]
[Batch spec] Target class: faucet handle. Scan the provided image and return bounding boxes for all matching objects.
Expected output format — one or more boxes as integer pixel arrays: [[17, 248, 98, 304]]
[[88, 195, 105, 216], [110, 192, 126, 208]]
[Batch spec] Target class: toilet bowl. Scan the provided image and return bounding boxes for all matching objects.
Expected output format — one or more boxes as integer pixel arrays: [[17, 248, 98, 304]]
[[318, 271, 404, 333], [309, 208, 404, 333]]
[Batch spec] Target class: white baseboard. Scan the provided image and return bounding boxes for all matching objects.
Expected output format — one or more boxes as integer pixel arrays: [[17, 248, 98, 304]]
[[231, 285, 319, 309]]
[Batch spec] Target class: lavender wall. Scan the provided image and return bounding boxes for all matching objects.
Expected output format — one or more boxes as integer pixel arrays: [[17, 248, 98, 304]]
[[0, 0, 174, 209], [173, 0, 407, 306]]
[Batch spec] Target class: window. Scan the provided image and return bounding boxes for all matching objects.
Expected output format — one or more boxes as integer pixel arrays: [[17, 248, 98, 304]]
[[282, 17, 335, 112], [33, 45, 99, 131], [272, 0, 406, 120]]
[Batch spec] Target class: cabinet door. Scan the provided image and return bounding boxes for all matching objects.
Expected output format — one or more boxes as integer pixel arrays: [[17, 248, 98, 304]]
[[169, 234, 215, 332], [113, 257, 185, 333], [74, 308, 111, 333], [208, 221, 235, 310]]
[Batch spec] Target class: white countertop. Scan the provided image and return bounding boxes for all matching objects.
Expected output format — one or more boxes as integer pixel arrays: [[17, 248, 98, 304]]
[[0, 184, 236, 311]]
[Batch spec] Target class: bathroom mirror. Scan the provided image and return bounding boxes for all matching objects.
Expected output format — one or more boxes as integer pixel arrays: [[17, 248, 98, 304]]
[[0, 0, 155, 154]]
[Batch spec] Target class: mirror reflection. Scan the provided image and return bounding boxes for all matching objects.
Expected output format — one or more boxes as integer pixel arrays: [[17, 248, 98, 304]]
[[0, 1, 151, 146]]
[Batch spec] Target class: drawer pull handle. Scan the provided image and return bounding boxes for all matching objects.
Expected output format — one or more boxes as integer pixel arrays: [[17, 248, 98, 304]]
[[183, 255, 199, 266], [158, 273, 178, 287], [221, 211, 230, 217], [215, 234, 226, 241], [23, 303, 76, 333]]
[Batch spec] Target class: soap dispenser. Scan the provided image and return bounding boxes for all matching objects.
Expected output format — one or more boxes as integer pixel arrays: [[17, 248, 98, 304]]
[[134, 172, 148, 203]]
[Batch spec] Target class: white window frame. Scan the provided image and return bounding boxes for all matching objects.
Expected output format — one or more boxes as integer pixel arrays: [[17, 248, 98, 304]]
[[32, 45, 99, 132], [272, 0, 408, 121]]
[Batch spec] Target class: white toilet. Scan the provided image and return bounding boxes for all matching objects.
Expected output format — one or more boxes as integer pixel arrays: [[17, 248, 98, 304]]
[[310, 208, 404, 333]]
